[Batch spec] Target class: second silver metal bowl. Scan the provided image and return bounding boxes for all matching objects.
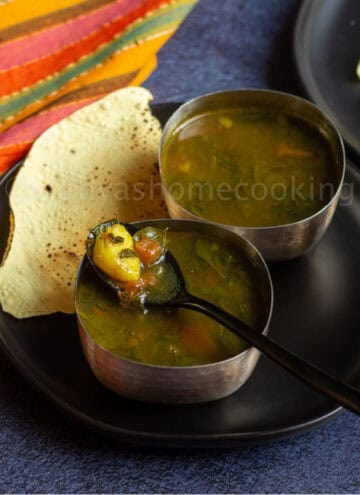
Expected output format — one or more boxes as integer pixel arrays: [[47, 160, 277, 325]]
[[159, 90, 345, 261]]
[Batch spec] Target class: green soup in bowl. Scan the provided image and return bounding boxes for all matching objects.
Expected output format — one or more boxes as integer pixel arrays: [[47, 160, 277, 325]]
[[75, 219, 273, 403], [78, 229, 262, 366], [162, 108, 335, 227]]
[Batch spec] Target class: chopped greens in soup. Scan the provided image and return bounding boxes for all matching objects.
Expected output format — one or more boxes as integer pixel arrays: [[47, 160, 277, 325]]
[[162, 109, 337, 227], [78, 230, 264, 366]]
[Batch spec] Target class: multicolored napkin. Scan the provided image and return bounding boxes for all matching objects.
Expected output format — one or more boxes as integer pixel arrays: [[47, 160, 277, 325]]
[[0, 0, 197, 175]]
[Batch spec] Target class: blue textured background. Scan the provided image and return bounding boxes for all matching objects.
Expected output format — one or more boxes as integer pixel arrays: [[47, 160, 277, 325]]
[[1, 0, 360, 492]]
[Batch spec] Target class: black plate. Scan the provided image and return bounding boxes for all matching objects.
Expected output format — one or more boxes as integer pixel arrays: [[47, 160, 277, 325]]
[[294, 0, 360, 159], [1, 104, 360, 448]]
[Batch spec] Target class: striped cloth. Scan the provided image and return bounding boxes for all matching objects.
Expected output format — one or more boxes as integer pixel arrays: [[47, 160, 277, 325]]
[[0, 0, 197, 175]]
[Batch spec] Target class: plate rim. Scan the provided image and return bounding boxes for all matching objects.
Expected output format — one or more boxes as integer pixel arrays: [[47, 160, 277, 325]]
[[0, 328, 344, 447], [293, 0, 360, 159], [0, 103, 350, 448]]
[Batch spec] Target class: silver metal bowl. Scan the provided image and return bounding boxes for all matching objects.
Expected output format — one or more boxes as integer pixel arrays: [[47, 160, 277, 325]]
[[159, 90, 346, 261], [75, 219, 273, 404]]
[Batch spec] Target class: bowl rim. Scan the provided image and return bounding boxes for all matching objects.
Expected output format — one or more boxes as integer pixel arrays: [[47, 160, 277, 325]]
[[158, 88, 346, 232], [74, 218, 274, 371]]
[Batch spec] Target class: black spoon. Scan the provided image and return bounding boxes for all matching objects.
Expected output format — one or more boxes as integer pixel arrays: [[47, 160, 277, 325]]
[[86, 224, 360, 416]]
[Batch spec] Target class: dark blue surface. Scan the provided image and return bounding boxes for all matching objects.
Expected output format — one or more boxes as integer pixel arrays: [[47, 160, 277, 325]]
[[1, 0, 359, 492]]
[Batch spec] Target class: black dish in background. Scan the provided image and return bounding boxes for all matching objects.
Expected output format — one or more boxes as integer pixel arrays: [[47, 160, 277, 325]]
[[294, 0, 360, 161], [1, 103, 360, 448]]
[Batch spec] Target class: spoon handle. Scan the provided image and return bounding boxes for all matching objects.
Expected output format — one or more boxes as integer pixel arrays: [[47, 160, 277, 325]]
[[177, 294, 360, 416]]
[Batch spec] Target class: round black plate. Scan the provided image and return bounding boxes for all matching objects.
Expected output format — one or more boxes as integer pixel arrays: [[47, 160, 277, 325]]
[[0, 104, 360, 448], [294, 0, 360, 159]]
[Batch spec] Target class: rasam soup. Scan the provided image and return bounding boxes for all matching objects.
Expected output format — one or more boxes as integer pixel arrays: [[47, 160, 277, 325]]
[[77, 230, 265, 366], [161, 108, 337, 227]]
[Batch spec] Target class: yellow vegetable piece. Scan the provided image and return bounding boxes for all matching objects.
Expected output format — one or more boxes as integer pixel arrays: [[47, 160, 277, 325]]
[[218, 116, 233, 128], [92, 224, 141, 283], [179, 161, 191, 173]]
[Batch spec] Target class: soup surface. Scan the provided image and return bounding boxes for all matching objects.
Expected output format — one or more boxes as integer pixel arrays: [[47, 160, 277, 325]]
[[162, 109, 337, 227], [78, 230, 264, 366]]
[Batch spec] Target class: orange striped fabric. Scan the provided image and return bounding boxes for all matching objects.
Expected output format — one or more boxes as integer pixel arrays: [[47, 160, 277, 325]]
[[0, 0, 198, 175]]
